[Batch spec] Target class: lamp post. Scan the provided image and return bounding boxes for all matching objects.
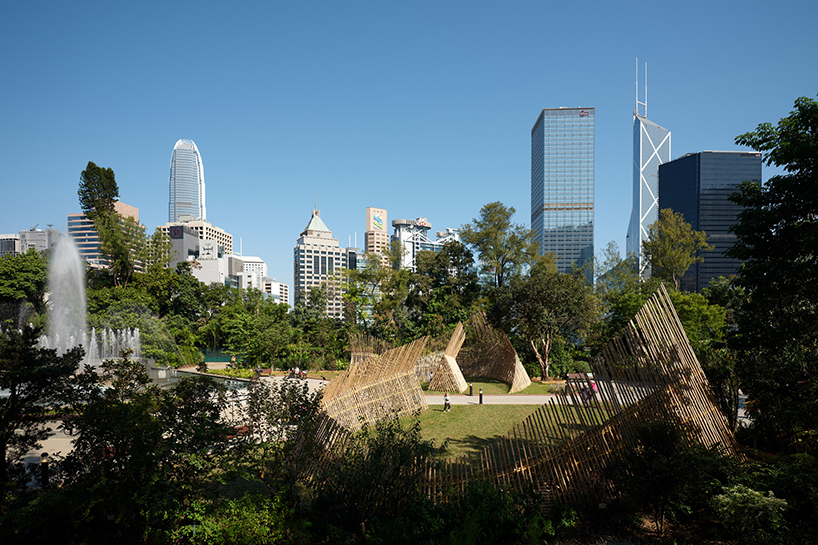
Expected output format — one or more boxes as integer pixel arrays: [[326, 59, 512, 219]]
[[40, 452, 49, 489]]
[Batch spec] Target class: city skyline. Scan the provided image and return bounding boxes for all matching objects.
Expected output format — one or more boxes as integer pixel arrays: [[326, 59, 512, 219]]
[[2, 2, 816, 295]]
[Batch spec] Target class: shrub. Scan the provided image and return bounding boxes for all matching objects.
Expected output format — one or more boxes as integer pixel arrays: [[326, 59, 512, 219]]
[[712, 484, 787, 545]]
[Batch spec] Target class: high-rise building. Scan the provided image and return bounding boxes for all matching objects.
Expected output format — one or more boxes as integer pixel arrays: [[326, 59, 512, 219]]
[[391, 218, 460, 271], [531, 107, 595, 283], [627, 115, 671, 276], [658, 151, 762, 292], [169, 139, 206, 223], [67, 201, 140, 268], [293, 209, 350, 319], [364, 207, 390, 267]]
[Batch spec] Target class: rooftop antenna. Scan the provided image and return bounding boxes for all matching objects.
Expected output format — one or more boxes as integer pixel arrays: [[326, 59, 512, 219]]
[[635, 58, 648, 118]]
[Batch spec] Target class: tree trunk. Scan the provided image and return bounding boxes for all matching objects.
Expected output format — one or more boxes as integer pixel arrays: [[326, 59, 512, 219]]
[[530, 333, 552, 379]]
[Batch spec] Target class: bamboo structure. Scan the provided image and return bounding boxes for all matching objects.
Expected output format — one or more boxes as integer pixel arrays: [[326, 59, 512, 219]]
[[458, 313, 532, 393], [428, 323, 468, 392], [299, 286, 740, 507], [346, 331, 393, 366], [321, 337, 429, 431], [420, 284, 741, 503]]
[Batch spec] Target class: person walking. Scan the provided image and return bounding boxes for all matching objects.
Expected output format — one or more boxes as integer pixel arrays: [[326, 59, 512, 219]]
[[443, 393, 451, 412]]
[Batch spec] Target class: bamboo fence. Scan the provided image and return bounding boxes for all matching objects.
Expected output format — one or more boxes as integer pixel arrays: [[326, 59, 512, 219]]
[[458, 313, 532, 393], [346, 331, 394, 366], [321, 337, 429, 431]]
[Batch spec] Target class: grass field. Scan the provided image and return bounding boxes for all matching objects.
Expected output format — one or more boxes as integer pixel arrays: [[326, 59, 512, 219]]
[[404, 404, 543, 459]]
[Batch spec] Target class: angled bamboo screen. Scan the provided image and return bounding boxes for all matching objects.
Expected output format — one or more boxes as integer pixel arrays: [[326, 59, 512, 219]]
[[458, 313, 532, 393], [321, 337, 429, 431], [428, 323, 468, 392]]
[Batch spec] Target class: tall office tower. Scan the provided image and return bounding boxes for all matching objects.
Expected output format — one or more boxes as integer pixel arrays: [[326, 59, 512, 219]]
[[626, 65, 671, 276], [531, 107, 595, 283], [293, 208, 349, 319], [658, 151, 762, 292], [169, 139, 206, 223], [364, 207, 390, 267]]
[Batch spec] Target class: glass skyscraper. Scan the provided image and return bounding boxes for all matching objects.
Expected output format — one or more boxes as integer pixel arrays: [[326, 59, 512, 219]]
[[626, 115, 671, 276], [169, 139, 206, 222], [531, 107, 594, 283], [658, 151, 761, 292]]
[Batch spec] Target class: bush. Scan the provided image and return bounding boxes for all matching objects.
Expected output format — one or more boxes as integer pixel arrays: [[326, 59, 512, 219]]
[[609, 421, 732, 536], [712, 484, 787, 544]]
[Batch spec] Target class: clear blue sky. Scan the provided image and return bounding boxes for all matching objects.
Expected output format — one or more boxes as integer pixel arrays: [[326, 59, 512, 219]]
[[2, 1, 816, 299]]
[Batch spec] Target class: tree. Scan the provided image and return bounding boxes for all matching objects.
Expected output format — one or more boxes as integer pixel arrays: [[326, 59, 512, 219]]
[[642, 208, 713, 290], [494, 262, 597, 379], [96, 211, 147, 288], [0, 249, 48, 323], [0, 324, 84, 511], [726, 95, 818, 452], [461, 202, 538, 289], [312, 415, 444, 542], [78, 161, 119, 218], [56, 355, 230, 540]]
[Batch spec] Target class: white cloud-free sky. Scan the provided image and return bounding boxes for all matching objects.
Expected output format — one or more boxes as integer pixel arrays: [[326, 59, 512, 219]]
[[2, 1, 816, 298]]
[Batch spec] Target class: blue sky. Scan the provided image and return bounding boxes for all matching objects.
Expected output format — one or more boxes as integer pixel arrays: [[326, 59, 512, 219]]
[[2, 1, 816, 299]]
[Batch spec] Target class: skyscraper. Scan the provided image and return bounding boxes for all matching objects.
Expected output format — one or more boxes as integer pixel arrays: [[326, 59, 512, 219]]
[[364, 207, 390, 267], [168, 139, 206, 223], [293, 208, 349, 319], [531, 107, 595, 282], [626, 64, 671, 276], [658, 151, 761, 291], [627, 115, 671, 275]]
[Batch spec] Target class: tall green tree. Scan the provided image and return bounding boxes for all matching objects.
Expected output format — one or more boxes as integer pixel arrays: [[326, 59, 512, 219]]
[[642, 208, 713, 290], [0, 249, 48, 323], [493, 262, 597, 379], [727, 95, 818, 452], [78, 161, 119, 218], [0, 324, 84, 511], [461, 202, 538, 289]]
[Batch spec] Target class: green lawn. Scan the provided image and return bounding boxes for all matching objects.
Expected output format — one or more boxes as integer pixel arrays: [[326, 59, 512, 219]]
[[405, 404, 543, 459]]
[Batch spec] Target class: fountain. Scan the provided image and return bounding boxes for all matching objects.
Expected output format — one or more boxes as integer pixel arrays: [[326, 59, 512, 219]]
[[39, 236, 139, 366]]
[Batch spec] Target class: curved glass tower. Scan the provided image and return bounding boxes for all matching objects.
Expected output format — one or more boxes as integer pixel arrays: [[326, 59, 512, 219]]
[[169, 139, 206, 222]]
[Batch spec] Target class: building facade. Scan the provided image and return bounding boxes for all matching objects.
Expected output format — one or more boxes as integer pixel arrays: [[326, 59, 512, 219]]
[[67, 201, 139, 268], [658, 151, 762, 292], [263, 278, 289, 307], [391, 218, 460, 271], [364, 207, 390, 267], [0, 234, 20, 257], [531, 107, 595, 282], [161, 219, 233, 256], [169, 139, 206, 223], [293, 209, 349, 319], [627, 114, 671, 276]]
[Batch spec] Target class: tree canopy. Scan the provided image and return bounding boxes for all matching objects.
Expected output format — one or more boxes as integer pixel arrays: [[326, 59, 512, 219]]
[[460, 201, 538, 289], [727, 95, 818, 452], [78, 161, 119, 218], [642, 208, 713, 290]]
